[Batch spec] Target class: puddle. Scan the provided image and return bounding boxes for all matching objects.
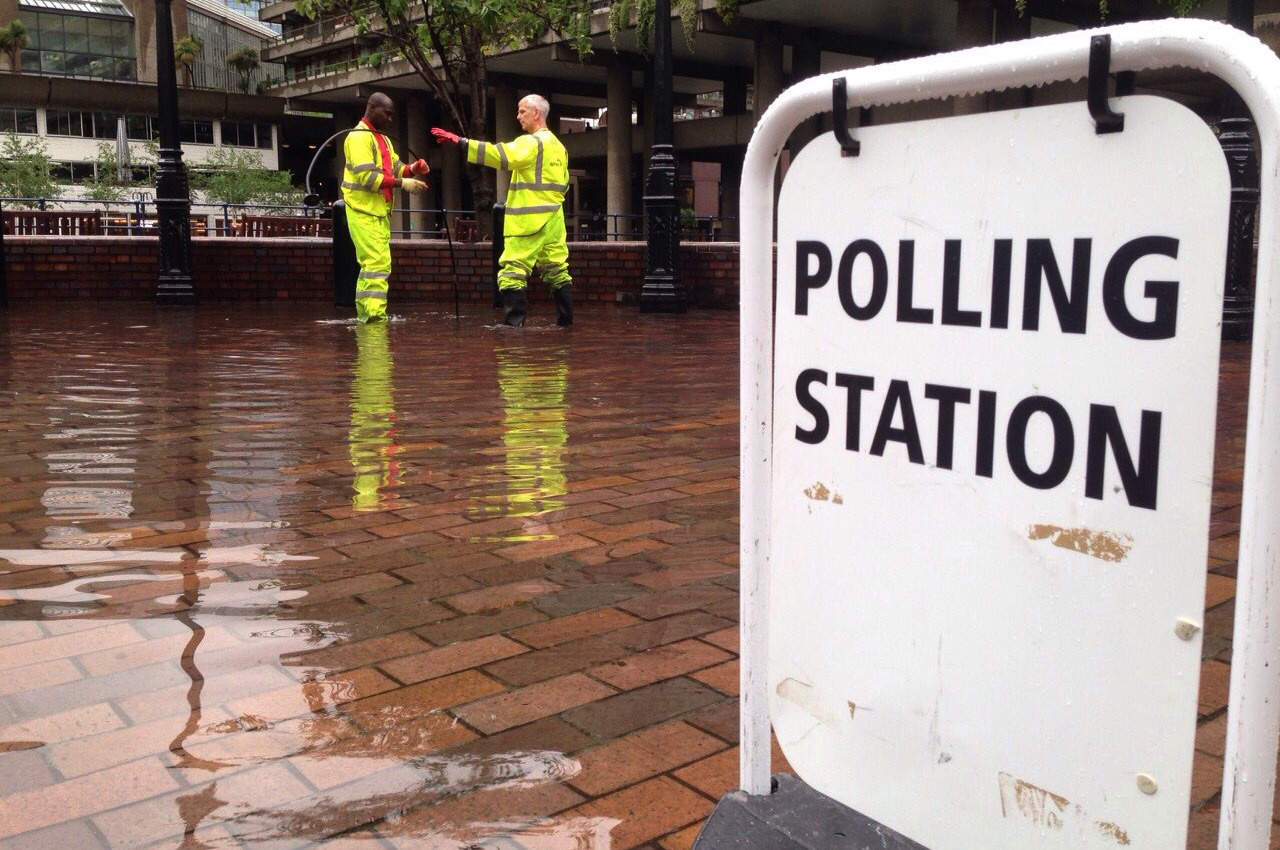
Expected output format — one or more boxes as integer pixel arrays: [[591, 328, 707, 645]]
[[0, 303, 743, 849]]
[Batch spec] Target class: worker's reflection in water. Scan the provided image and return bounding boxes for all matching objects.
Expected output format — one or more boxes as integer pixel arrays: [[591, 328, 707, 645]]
[[349, 322, 400, 511], [465, 343, 568, 537]]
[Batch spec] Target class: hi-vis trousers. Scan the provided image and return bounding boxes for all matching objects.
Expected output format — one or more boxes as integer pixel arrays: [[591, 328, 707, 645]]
[[498, 209, 572, 293], [347, 208, 391, 323]]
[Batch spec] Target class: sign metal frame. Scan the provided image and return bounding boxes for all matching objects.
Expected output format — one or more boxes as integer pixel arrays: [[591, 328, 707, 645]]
[[738, 20, 1280, 850]]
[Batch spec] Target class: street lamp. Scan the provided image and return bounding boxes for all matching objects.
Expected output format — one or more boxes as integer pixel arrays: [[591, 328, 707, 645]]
[[1220, 0, 1257, 340], [638, 0, 685, 313], [153, 0, 195, 304]]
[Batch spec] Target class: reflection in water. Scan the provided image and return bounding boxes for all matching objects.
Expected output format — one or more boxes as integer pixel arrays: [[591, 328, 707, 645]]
[[349, 323, 401, 511], [206, 750, 585, 845], [468, 344, 569, 538], [0, 307, 669, 849], [176, 782, 228, 850], [170, 563, 238, 772]]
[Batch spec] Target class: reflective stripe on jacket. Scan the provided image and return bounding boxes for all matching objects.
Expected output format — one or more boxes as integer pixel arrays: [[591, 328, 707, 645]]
[[341, 119, 407, 218], [465, 129, 568, 236]]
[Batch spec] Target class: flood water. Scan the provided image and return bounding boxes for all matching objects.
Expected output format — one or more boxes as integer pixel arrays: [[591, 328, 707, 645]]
[[0, 302, 743, 849]]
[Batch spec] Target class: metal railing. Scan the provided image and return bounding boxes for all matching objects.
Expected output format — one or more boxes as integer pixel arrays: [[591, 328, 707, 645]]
[[0, 198, 738, 242]]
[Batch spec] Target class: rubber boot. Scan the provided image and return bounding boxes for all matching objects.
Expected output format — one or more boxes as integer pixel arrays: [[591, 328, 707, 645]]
[[553, 284, 573, 327], [502, 289, 527, 327]]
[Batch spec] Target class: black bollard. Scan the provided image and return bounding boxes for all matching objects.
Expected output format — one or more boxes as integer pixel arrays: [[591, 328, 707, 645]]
[[332, 199, 358, 309], [492, 203, 505, 309]]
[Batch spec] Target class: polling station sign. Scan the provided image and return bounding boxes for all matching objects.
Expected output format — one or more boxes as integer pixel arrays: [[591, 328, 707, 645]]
[[768, 96, 1227, 849]]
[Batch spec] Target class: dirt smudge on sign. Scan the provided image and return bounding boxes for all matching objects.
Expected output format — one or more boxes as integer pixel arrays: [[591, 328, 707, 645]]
[[998, 772, 1130, 845], [803, 483, 843, 504], [1027, 524, 1133, 562]]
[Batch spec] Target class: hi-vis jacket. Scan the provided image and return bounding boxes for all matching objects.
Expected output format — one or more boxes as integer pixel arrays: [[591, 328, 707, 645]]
[[463, 128, 568, 236], [341, 118, 409, 218]]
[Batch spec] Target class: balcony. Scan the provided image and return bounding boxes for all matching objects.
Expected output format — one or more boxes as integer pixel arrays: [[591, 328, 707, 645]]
[[265, 15, 371, 62]]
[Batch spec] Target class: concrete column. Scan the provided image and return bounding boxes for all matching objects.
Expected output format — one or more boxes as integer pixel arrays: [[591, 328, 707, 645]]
[[753, 29, 784, 123], [989, 3, 1032, 110], [720, 156, 741, 240], [607, 57, 634, 239], [493, 82, 519, 203], [724, 75, 748, 116], [789, 35, 822, 153], [954, 0, 993, 115], [406, 94, 429, 239]]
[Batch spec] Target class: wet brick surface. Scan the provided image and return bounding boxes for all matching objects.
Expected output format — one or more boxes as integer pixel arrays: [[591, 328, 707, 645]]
[[0, 301, 1266, 848]]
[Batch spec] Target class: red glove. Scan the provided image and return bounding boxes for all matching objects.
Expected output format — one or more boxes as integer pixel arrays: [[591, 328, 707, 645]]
[[407, 158, 429, 175], [431, 127, 461, 146]]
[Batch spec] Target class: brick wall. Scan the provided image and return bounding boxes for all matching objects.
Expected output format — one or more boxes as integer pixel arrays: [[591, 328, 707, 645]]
[[2, 237, 741, 308]]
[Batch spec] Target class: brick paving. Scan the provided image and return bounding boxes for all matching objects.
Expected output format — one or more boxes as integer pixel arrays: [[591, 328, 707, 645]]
[[0, 301, 1267, 848]]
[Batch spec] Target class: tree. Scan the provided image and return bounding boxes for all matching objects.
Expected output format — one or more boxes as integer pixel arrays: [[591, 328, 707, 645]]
[[83, 142, 129, 201], [174, 34, 204, 87], [190, 147, 300, 206], [226, 45, 260, 93], [0, 19, 28, 74], [292, 0, 596, 228], [0, 132, 60, 202]]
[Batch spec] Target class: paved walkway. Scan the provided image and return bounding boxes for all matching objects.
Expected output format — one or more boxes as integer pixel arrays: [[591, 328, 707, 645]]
[[0, 302, 1264, 849]]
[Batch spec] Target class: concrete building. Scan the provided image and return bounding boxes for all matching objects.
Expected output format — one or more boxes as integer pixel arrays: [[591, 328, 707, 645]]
[[254, 0, 1280, 239], [0, 0, 286, 195]]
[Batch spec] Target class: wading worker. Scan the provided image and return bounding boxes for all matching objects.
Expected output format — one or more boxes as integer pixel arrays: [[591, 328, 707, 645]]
[[343, 92, 428, 324], [431, 95, 573, 327]]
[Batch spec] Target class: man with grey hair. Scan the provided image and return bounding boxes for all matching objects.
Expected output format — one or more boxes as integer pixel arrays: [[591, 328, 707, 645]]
[[432, 94, 574, 327]]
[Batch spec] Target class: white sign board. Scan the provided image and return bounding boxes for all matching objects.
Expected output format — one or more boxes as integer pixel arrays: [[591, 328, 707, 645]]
[[770, 96, 1228, 849]]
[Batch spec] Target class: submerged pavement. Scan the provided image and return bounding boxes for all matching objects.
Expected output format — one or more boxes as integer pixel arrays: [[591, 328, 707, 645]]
[[0, 302, 1259, 848]]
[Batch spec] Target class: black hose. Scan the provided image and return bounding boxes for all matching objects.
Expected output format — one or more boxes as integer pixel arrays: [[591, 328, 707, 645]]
[[443, 211, 460, 321], [303, 128, 422, 205]]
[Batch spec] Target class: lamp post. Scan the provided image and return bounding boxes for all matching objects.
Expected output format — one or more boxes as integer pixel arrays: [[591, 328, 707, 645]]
[[1220, 0, 1256, 340], [153, 0, 195, 304], [638, 0, 685, 312]]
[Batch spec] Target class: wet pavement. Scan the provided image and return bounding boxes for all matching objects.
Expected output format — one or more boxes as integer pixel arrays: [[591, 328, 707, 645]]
[[0, 302, 1262, 849]]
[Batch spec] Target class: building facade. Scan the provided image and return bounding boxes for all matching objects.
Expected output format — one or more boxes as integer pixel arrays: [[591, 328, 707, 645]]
[[257, 0, 1280, 240], [0, 0, 285, 198]]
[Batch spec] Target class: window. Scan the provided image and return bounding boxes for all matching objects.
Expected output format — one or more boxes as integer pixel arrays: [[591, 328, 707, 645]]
[[180, 119, 214, 145], [256, 123, 273, 150], [0, 107, 38, 134], [51, 161, 96, 184], [125, 114, 153, 141], [47, 110, 124, 138], [48, 109, 89, 137], [92, 112, 121, 139], [220, 120, 255, 147], [25, 11, 136, 80]]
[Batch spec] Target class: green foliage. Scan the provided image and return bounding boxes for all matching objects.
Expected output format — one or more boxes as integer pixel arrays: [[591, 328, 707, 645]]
[[82, 141, 128, 200], [1013, 0, 1203, 17], [0, 19, 28, 73], [0, 131, 60, 202], [292, 0, 595, 135], [190, 147, 300, 206], [225, 45, 260, 93], [174, 33, 204, 86], [608, 0, 710, 54]]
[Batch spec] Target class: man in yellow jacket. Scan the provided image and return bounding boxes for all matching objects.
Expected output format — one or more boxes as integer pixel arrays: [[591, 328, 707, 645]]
[[342, 92, 428, 323], [431, 94, 573, 327]]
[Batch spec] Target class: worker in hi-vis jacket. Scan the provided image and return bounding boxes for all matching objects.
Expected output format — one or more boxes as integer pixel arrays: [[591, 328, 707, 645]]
[[431, 94, 573, 328], [342, 92, 428, 324]]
